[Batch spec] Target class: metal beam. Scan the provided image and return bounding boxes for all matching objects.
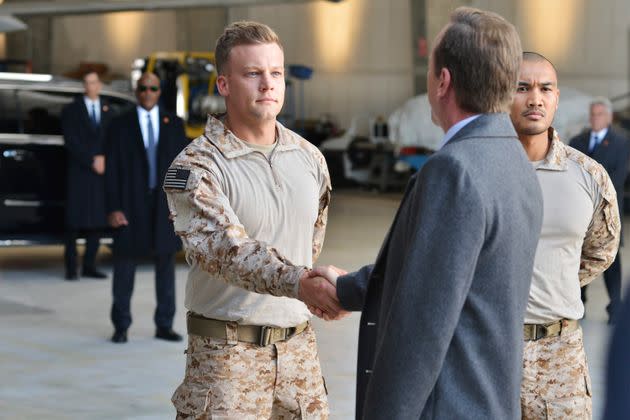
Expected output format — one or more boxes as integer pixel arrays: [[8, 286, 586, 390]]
[[0, 0, 327, 17], [0, 15, 26, 32]]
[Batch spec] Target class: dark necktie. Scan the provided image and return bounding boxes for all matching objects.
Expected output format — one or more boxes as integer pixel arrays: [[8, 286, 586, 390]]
[[146, 114, 157, 189], [90, 103, 99, 128], [588, 134, 600, 155]]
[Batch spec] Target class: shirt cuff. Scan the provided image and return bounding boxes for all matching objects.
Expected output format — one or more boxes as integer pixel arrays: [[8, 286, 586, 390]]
[[283, 266, 308, 299]]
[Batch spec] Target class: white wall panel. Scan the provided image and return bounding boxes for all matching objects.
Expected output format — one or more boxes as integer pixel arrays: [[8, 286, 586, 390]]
[[51, 11, 177, 77]]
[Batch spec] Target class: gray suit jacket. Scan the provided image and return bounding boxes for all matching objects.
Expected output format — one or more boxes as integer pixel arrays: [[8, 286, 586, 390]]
[[337, 113, 543, 419]]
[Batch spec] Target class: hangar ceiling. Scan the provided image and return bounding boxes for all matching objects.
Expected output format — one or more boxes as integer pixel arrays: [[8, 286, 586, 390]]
[[0, 0, 329, 16], [0, 0, 340, 33]]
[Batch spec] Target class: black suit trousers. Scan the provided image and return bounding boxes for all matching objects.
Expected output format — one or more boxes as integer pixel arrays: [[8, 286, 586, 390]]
[[110, 252, 176, 331], [64, 229, 101, 274], [604, 252, 622, 318]]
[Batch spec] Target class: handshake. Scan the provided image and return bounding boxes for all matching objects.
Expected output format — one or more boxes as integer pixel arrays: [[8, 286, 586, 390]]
[[298, 265, 350, 321]]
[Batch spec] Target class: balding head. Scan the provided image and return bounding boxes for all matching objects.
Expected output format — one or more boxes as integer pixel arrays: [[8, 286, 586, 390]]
[[522, 52, 558, 78]]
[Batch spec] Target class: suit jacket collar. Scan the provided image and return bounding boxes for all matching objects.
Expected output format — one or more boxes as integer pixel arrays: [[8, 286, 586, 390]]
[[203, 114, 300, 159], [591, 126, 609, 141], [445, 112, 519, 146], [75, 94, 110, 130], [75, 95, 93, 128], [440, 114, 480, 148]]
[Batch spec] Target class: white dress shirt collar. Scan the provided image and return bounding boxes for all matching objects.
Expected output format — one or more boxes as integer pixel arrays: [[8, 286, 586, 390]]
[[439, 114, 481, 149], [136, 105, 160, 148], [591, 127, 608, 141], [84, 96, 101, 123]]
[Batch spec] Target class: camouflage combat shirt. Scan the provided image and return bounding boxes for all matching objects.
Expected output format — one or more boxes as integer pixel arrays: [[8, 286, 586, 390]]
[[164, 116, 331, 327], [525, 128, 620, 323]]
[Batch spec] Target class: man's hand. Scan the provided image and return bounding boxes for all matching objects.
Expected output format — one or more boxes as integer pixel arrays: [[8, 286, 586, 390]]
[[306, 265, 349, 319], [92, 155, 105, 175], [298, 271, 348, 321], [311, 265, 347, 286], [108, 211, 128, 228]]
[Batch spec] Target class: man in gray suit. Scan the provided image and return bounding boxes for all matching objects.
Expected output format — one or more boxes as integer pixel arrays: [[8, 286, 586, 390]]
[[301, 7, 544, 419]]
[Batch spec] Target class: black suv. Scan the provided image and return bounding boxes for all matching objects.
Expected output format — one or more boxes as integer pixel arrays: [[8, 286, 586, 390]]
[[0, 73, 135, 245]]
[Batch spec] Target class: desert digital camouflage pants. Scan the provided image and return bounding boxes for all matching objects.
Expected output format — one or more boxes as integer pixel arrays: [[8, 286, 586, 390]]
[[172, 324, 328, 419], [521, 326, 592, 419]]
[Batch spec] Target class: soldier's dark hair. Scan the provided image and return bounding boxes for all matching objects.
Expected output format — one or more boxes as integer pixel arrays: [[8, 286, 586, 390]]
[[522, 51, 558, 74], [431, 7, 522, 113], [215, 21, 283, 75]]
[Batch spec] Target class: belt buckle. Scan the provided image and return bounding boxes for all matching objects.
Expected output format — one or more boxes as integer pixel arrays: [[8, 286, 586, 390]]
[[259, 326, 272, 346], [535, 324, 548, 340]]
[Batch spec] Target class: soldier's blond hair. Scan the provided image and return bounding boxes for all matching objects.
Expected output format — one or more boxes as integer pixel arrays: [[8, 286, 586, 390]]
[[215, 21, 283, 75], [432, 7, 522, 114]]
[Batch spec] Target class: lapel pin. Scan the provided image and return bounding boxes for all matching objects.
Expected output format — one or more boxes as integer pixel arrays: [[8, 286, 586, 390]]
[[102, 105, 109, 112], [603, 140, 609, 147], [163, 117, 170, 124]]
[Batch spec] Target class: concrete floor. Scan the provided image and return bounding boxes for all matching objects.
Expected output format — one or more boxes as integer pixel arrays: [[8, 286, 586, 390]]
[[0, 190, 626, 419]]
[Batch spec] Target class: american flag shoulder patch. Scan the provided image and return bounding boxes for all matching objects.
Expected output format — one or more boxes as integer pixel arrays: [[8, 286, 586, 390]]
[[164, 168, 191, 190]]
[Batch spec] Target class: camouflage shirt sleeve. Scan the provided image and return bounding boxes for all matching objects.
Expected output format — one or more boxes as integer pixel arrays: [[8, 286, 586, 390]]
[[311, 149, 332, 264], [579, 167, 621, 286], [165, 165, 306, 299]]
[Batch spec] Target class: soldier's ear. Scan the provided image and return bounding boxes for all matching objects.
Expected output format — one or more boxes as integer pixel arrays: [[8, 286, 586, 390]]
[[216, 75, 229, 98], [556, 89, 560, 110]]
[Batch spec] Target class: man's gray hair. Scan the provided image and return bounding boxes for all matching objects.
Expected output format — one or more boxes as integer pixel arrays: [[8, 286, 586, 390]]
[[590, 97, 613, 114]]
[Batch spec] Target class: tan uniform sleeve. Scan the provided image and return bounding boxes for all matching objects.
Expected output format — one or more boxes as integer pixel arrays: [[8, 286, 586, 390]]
[[579, 169, 621, 286], [311, 153, 332, 264], [165, 166, 306, 298]]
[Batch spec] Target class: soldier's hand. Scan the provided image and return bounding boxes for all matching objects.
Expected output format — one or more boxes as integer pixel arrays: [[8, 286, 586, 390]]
[[298, 272, 349, 321], [310, 265, 347, 286], [92, 155, 105, 175], [108, 211, 128, 228]]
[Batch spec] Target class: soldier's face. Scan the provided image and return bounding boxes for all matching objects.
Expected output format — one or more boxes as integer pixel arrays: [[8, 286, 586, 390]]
[[217, 43, 285, 124], [510, 60, 559, 137], [589, 103, 611, 132]]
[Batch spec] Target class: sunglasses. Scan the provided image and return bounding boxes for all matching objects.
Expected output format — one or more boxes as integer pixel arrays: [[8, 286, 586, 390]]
[[138, 85, 160, 92]]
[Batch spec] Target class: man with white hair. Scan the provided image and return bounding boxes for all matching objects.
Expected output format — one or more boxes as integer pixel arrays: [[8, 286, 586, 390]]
[[570, 97, 630, 324]]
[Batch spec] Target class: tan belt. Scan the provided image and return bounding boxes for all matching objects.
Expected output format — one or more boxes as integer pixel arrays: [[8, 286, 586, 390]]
[[523, 319, 579, 341], [187, 312, 308, 347]]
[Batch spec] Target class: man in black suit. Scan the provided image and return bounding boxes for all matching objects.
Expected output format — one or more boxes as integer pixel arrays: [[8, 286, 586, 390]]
[[61, 70, 111, 281], [570, 97, 630, 324], [604, 287, 630, 419], [105, 72, 188, 343]]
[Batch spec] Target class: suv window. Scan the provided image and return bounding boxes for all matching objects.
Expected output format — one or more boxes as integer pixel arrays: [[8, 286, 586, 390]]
[[0, 89, 134, 136], [0, 89, 20, 134], [18, 90, 75, 135]]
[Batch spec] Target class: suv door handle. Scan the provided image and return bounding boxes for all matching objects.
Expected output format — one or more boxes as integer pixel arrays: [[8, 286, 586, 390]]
[[2, 149, 32, 161]]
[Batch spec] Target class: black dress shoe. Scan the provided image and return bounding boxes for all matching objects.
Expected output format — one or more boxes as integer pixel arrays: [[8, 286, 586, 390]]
[[82, 268, 107, 279], [65, 272, 79, 281], [111, 330, 128, 343], [155, 328, 183, 342]]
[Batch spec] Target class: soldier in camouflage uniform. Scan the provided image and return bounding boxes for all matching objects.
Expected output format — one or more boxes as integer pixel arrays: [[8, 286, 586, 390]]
[[510, 52, 620, 419], [163, 21, 340, 419]]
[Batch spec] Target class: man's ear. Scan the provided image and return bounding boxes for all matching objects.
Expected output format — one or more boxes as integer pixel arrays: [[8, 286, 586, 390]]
[[556, 89, 560, 110], [436, 67, 451, 99], [216, 75, 229, 97]]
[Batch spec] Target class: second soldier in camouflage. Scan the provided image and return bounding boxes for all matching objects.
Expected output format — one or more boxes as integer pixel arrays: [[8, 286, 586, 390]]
[[510, 52, 620, 419]]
